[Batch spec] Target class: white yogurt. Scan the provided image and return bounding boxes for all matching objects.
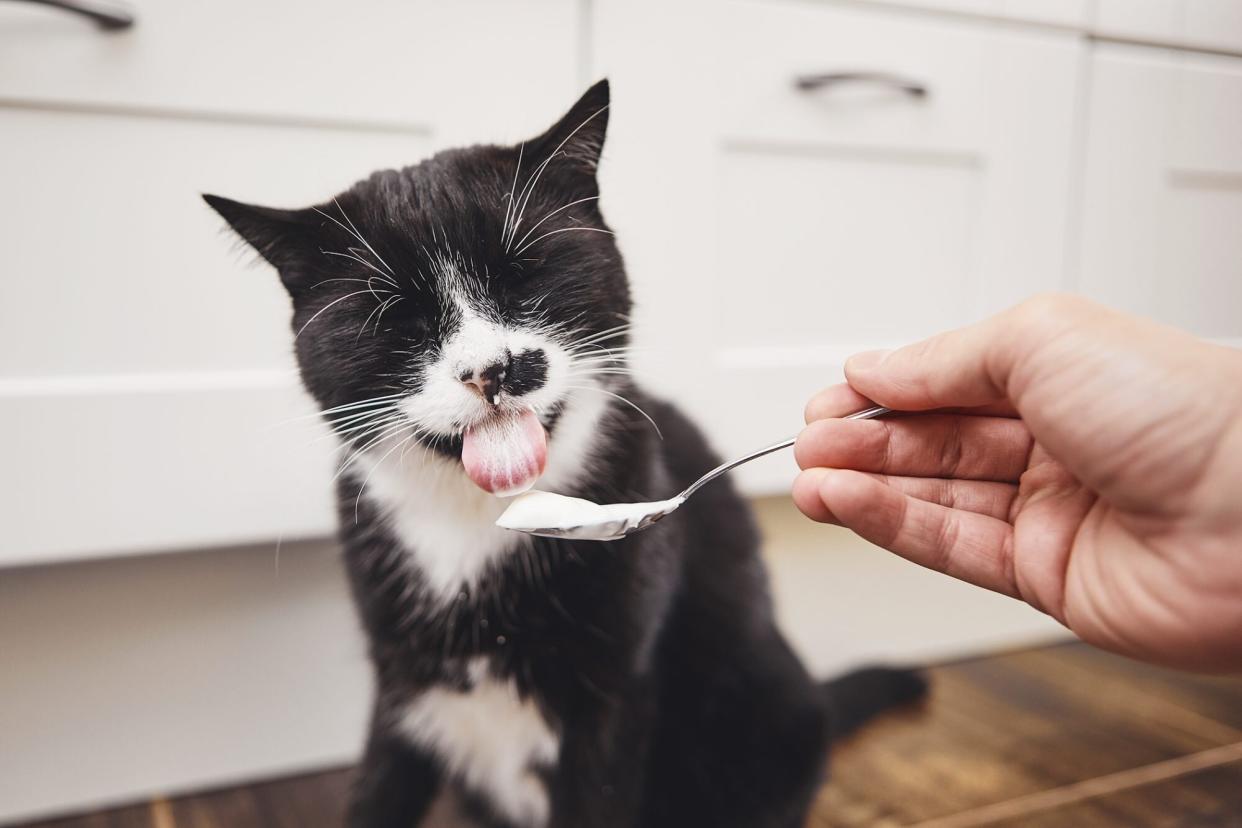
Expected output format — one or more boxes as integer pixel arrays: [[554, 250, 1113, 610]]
[[495, 490, 685, 541]]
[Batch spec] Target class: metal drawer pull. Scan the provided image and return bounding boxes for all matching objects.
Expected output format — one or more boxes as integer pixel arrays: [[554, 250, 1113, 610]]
[[794, 71, 928, 98], [3, 0, 135, 30]]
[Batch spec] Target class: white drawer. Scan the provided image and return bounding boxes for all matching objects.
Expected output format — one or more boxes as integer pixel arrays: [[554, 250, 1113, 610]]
[[0, 0, 580, 138], [1, 378, 337, 566], [0, 108, 431, 378], [1095, 0, 1242, 55], [718, 2, 1006, 154]]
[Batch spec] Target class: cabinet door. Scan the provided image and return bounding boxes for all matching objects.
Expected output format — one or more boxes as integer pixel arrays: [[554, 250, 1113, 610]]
[[1094, 1, 1242, 55], [0, 0, 582, 566], [595, 0, 1083, 492], [0, 111, 433, 566], [1076, 45, 1242, 344]]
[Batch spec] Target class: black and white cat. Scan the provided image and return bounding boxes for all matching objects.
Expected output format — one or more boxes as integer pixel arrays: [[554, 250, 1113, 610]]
[[205, 80, 925, 828]]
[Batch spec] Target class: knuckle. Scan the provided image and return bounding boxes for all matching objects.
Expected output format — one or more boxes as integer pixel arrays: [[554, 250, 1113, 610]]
[[940, 417, 965, 477], [932, 512, 961, 563], [1015, 292, 1084, 328]]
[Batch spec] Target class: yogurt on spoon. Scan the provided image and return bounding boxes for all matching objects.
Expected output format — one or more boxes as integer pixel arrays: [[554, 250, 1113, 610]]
[[496, 490, 686, 541]]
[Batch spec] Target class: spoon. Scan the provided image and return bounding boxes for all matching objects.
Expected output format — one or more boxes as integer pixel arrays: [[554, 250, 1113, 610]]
[[496, 405, 891, 541]]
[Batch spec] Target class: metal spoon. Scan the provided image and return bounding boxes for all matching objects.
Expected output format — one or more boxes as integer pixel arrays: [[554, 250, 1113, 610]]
[[496, 405, 891, 541]]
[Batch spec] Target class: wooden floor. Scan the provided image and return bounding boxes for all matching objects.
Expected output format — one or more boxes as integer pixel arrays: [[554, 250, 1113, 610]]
[[16, 642, 1242, 828]]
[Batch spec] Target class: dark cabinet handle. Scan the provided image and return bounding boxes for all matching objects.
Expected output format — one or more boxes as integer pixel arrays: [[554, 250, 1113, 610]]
[[794, 72, 928, 98], [4, 0, 135, 30]]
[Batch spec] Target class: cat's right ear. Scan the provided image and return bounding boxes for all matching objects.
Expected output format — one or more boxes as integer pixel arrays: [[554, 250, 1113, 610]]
[[202, 194, 317, 293]]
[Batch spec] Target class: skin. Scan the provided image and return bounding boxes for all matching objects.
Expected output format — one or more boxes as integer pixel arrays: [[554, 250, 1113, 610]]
[[793, 294, 1242, 672]]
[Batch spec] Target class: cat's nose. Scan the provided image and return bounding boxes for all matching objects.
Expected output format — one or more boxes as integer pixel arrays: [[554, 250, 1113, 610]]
[[461, 356, 510, 406]]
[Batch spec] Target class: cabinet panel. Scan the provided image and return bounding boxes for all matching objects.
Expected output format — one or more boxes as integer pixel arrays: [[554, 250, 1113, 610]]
[[1077, 46, 1242, 341], [0, 108, 430, 378], [717, 146, 981, 348], [1095, 0, 1242, 54], [0, 0, 580, 139], [1, 379, 337, 566], [0, 89, 583, 565], [599, 1, 1082, 493]]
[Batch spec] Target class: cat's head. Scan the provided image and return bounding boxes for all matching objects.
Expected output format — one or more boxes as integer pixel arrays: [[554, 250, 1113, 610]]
[[205, 80, 628, 496]]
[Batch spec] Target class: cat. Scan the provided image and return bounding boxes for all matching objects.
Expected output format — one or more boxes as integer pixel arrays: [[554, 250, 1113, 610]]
[[205, 79, 926, 828]]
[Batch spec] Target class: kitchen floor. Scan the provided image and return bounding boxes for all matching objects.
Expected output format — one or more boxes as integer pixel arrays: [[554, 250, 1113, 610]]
[[16, 642, 1242, 828]]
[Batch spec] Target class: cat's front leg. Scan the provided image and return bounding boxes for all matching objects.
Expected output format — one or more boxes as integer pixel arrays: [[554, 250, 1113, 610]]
[[347, 711, 442, 828]]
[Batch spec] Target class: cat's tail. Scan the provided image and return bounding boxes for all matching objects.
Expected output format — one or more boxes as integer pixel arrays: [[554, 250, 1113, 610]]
[[821, 666, 929, 738]]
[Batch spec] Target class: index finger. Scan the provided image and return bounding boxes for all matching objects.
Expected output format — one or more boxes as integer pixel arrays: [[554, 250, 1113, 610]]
[[805, 382, 1021, 423]]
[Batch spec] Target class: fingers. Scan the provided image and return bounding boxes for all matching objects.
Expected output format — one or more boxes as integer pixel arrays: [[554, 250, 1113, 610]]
[[792, 469, 1018, 522], [804, 383, 875, 424], [841, 294, 1098, 413], [805, 383, 1021, 424], [865, 473, 1018, 521], [795, 414, 1033, 482], [793, 468, 1019, 598]]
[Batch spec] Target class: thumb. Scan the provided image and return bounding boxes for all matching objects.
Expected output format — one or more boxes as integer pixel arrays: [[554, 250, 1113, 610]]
[[844, 294, 1087, 412]]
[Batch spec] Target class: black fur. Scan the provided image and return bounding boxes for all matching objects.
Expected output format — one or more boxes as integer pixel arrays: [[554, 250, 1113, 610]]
[[206, 80, 926, 828]]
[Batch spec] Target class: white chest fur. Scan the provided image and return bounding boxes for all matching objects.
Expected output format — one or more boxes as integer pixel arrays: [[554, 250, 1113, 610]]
[[399, 660, 560, 828]]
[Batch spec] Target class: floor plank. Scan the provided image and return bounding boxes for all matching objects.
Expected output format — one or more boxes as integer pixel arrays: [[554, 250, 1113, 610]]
[[812, 642, 1242, 826], [990, 759, 1242, 828], [12, 642, 1242, 828]]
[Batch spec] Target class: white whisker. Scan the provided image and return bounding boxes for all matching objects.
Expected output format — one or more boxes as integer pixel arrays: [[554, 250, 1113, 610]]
[[510, 195, 600, 253], [507, 104, 609, 250], [294, 289, 377, 340], [516, 227, 614, 257], [565, 384, 662, 439]]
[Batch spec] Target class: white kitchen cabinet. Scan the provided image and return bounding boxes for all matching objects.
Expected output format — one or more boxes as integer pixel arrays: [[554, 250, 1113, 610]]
[[0, 110, 430, 565], [1076, 44, 1242, 343], [0, 0, 581, 141], [597, 0, 1083, 492], [1094, 0, 1242, 55], [0, 2, 582, 567]]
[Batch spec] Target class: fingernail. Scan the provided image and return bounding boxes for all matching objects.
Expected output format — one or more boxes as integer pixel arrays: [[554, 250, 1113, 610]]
[[847, 349, 892, 372]]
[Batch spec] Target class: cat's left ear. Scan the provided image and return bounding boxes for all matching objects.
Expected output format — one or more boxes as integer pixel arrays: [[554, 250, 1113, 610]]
[[202, 194, 319, 292], [527, 79, 610, 178]]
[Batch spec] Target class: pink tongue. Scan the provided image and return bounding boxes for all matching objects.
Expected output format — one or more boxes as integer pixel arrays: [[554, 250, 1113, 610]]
[[461, 408, 548, 496]]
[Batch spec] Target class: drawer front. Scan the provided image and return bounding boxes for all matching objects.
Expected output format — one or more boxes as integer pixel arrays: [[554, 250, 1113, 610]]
[[2, 380, 337, 566], [0, 0, 580, 138], [718, 3, 992, 154]]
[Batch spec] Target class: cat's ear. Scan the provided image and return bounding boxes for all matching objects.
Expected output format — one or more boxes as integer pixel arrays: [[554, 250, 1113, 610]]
[[527, 79, 610, 177], [203, 194, 318, 292]]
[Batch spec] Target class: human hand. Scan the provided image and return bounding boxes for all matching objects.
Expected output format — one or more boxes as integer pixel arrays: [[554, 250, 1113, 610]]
[[793, 295, 1242, 671]]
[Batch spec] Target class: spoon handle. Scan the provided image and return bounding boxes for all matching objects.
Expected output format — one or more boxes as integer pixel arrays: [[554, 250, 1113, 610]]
[[677, 405, 891, 501]]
